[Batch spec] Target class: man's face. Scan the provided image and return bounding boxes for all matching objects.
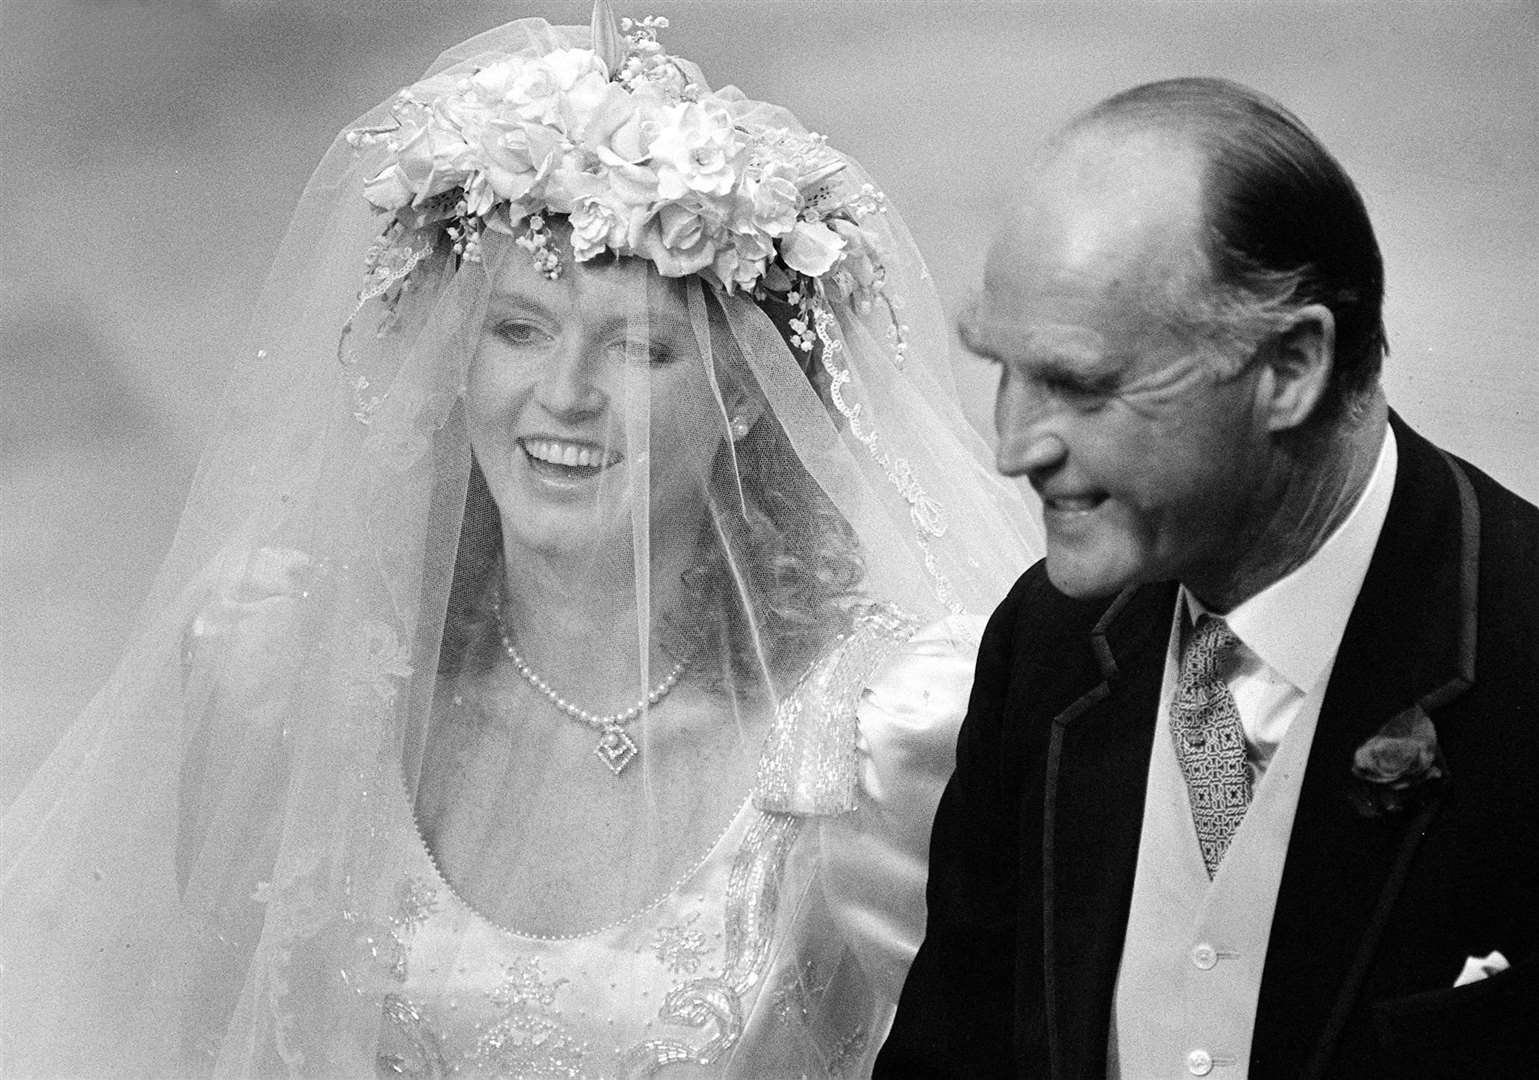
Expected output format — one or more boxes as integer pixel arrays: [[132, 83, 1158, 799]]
[[964, 132, 1274, 600]]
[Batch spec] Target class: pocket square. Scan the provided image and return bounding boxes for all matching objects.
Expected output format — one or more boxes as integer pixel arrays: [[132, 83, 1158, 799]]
[[1453, 950, 1510, 987]]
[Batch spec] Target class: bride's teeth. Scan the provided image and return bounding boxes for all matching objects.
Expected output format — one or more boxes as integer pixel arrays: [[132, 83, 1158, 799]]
[[525, 439, 614, 469]]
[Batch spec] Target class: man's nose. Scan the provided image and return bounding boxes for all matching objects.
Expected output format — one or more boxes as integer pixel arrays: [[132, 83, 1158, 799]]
[[998, 431, 1068, 479], [995, 376, 1068, 479]]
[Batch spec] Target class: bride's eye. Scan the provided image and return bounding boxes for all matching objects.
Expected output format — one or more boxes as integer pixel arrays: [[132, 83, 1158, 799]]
[[607, 339, 677, 366], [492, 320, 552, 348]]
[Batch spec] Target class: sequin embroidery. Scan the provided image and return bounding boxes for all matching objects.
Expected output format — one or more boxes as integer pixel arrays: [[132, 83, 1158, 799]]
[[624, 813, 802, 1074], [336, 619, 413, 710], [771, 957, 832, 1028], [653, 913, 709, 975], [381, 876, 440, 982], [469, 958, 589, 1078], [378, 994, 450, 1079], [756, 606, 917, 814]]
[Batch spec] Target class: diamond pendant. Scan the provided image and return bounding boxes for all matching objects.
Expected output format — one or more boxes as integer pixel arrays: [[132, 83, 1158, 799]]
[[594, 726, 639, 776]]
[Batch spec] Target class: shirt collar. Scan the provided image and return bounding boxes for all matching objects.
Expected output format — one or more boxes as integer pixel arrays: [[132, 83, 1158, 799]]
[[1183, 425, 1398, 692]]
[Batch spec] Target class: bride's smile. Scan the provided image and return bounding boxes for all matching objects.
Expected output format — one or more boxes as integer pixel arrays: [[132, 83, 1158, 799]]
[[518, 436, 623, 476]]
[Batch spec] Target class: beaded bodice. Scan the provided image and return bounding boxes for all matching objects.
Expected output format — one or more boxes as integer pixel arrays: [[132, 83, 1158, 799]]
[[351, 607, 976, 1079], [370, 793, 813, 1078]]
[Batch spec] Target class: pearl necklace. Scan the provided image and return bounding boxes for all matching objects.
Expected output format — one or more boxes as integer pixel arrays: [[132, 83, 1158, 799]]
[[495, 604, 685, 777]]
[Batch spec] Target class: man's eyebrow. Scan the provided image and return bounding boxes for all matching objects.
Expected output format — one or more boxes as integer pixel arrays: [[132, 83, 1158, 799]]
[[1034, 357, 1123, 392]]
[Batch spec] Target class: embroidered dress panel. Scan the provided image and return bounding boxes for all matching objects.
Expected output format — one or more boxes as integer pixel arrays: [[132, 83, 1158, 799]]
[[1170, 616, 1252, 877], [348, 613, 977, 1079]]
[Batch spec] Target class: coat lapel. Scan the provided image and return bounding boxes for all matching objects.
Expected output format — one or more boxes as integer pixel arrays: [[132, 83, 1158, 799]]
[[1041, 581, 1175, 1079], [1252, 415, 1479, 1077]]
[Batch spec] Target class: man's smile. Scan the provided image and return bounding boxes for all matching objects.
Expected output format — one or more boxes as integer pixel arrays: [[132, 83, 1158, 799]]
[[1040, 488, 1110, 517]]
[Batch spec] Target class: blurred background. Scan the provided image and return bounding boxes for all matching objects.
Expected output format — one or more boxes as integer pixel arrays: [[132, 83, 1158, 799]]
[[2, 0, 1534, 807]]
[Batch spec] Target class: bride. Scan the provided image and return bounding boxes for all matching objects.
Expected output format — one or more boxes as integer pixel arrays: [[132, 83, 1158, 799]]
[[0, 6, 1038, 1077]]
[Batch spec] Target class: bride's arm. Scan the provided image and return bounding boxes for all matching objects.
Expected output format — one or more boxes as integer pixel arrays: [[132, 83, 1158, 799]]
[[177, 546, 314, 891], [816, 614, 983, 1031]]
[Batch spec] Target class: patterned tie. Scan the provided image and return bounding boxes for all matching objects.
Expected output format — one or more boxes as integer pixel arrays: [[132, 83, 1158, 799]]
[[1170, 614, 1252, 877]]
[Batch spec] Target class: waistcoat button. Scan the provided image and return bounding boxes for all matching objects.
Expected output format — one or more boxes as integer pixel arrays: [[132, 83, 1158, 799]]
[[1187, 1049, 1214, 1076]]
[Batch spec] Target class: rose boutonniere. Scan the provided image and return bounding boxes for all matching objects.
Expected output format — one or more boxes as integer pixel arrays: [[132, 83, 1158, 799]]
[[1349, 705, 1449, 819]]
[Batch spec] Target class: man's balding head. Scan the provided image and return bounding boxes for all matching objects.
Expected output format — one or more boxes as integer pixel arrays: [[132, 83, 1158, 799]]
[[1060, 78, 1387, 426]]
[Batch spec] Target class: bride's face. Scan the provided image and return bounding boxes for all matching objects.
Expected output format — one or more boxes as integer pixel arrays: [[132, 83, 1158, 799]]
[[467, 245, 742, 564]]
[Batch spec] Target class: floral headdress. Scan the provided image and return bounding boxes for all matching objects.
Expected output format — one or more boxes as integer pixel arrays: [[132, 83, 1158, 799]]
[[346, 2, 900, 357], [344, 4, 954, 608]]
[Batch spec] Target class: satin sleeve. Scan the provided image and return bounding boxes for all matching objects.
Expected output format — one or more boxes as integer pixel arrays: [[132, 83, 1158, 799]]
[[818, 613, 985, 1010]]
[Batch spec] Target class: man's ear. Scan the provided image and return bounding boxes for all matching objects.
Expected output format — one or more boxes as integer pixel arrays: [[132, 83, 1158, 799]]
[[1258, 303, 1335, 433]]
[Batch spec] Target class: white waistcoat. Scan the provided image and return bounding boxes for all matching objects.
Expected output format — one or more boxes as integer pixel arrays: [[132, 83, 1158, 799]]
[[1108, 651, 1324, 1079]]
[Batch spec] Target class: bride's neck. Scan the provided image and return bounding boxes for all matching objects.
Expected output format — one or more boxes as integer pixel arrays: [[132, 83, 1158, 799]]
[[496, 536, 695, 687]]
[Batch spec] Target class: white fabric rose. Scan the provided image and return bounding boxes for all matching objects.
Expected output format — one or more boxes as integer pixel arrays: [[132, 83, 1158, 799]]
[[712, 231, 775, 293], [569, 196, 644, 261], [651, 101, 741, 200], [508, 49, 609, 126], [741, 168, 800, 238], [637, 203, 718, 276], [780, 219, 846, 277]]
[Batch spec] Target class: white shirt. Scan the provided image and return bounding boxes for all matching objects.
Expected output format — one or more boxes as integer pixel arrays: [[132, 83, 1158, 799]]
[[1180, 426, 1399, 778]]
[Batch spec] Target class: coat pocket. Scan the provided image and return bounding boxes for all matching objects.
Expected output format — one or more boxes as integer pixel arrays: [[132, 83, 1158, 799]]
[[1370, 960, 1537, 1077]]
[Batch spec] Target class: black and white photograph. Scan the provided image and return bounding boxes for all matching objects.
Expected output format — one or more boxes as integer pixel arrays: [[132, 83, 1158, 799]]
[[2, 2, 1534, 1076]]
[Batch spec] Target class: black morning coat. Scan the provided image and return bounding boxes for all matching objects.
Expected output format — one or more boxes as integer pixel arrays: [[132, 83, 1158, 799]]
[[875, 412, 1538, 1079]]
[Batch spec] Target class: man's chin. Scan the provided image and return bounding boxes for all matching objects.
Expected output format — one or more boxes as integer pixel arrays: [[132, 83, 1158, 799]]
[[1042, 550, 1137, 601]]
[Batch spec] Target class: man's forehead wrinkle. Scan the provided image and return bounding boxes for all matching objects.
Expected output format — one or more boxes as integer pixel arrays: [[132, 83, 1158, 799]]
[[1029, 324, 1108, 363], [961, 310, 1109, 367]]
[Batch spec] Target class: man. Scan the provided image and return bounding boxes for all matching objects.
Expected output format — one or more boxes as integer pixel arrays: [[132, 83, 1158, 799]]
[[876, 78, 1537, 1078]]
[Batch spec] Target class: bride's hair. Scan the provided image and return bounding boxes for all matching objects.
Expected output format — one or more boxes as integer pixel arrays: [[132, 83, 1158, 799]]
[[674, 397, 866, 691], [437, 282, 866, 687]]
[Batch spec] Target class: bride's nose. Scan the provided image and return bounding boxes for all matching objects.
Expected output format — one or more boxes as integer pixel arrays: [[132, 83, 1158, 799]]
[[536, 334, 608, 420]]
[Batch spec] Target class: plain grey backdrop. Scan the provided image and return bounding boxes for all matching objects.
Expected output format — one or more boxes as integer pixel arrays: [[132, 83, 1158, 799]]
[[3, 0, 1535, 806]]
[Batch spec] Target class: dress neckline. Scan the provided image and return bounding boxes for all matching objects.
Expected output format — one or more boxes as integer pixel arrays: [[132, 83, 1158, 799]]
[[400, 610, 893, 940], [399, 773, 755, 941]]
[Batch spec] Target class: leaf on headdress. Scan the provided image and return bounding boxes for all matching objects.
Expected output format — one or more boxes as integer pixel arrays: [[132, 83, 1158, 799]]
[[591, 0, 625, 77]]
